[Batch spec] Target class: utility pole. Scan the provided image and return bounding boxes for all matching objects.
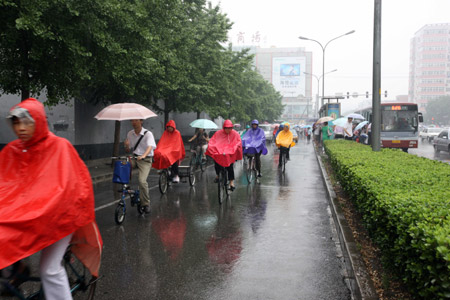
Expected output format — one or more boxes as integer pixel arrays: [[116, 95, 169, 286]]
[[372, 0, 382, 151]]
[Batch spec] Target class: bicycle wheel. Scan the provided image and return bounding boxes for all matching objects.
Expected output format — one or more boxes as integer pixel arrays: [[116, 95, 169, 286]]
[[189, 169, 196, 186], [281, 153, 286, 173], [218, 171, 224, 205], [114, 203, 126, 225], [190, 152, 197, 171], [64, 250, 97, 300], [159, 170, 168, 194], [224, 170, 231, 196], [246, 157, 254, 184], [200, 156, 206, 172]]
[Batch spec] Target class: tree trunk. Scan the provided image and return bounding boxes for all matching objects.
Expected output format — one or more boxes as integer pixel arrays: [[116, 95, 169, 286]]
[[196, 111, 201, 119]]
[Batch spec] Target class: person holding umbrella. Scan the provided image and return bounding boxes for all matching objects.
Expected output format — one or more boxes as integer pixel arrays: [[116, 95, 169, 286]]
[[206, 120, 243, 191], [124, 119, 156, 213], [343, 117, 354, 140], [188, 128, 210, 160], [152, 120, 185, 183]]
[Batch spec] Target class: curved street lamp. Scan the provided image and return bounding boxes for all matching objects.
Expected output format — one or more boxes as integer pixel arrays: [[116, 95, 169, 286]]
[[299, 30, 355, 107], [304, 69, 337, 117]]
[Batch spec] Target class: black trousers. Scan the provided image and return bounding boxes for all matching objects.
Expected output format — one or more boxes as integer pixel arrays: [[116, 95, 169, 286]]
[[214, 161, 234, 180], [278, 147, 290, 165], [344, 136, 353, 141], [170, 161, 179, 176]]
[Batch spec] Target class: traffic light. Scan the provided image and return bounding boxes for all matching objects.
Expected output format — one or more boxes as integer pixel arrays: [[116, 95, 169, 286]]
[[366, 91, 369, 98], [347, 92, 349, 99], [384, 90, 388, 97]]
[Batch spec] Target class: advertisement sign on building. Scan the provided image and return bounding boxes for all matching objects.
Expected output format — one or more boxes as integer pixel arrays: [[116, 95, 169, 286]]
[[272, 57, 306, 97]]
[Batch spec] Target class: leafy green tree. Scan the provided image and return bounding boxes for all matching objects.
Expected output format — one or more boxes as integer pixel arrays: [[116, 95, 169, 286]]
[[424, 96, 450, 125]]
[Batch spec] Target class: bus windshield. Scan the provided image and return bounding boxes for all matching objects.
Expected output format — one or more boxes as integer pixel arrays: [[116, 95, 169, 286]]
[[381, 110, 417, 132]]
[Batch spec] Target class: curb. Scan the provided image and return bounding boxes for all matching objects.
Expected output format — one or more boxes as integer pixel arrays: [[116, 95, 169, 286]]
[[314, 146, 378, 300]]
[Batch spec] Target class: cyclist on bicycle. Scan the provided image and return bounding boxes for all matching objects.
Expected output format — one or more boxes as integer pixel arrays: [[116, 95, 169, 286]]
[[0, 98, 103, 300], [206, 119, 243, 191], [153, 120, 185, 183], [241, 119, 268, 177], [240, 124, 250, 138], [188, 128, 209, 160], [276, 122, 295, 168]]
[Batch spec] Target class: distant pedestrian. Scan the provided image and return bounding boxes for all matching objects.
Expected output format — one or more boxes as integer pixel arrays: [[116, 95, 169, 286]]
[[334, 125, 344, 139], [343, 117, 353, 140]]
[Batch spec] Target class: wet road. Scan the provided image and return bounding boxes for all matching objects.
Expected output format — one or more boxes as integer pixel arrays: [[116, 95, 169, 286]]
[[93, 141, 351, 300], [409, 138, 450, 163]]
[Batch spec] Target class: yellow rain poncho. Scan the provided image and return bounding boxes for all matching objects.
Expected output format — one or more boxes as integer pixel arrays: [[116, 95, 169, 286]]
[[276, 123, 296, 148]]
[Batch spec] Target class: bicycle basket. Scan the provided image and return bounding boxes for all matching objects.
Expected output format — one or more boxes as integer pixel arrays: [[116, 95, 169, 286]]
[[113, 161, 131, 184]]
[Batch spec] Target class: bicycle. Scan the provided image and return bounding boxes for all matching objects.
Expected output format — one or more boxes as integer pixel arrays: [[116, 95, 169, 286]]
[[0, 247, 98, 300], [189, 144, 207, 172], [158, 164, 195, 194], [279, 146, 290, 174], [217, 166, 231, 205], [245, 153, 258, 184], [112, 156, 145, 225]]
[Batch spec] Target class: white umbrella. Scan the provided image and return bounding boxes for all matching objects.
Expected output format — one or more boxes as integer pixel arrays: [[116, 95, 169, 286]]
[[347, 113, 365, 120], [94, 103, 157, 121], [354, 121, 369, 132], [189, 119, 218, 129], [332, 117, 348, 127], [316, 116, 334, 124]]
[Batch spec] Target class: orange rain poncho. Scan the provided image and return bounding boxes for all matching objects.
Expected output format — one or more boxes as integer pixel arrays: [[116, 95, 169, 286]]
[[206, 119, 243, 167], [276, 123, 296, 148], [152, 120, 185, 170], [0, 98, 102, 276]]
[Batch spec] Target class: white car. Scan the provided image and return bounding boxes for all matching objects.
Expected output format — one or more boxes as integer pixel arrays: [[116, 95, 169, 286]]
[[258, 124, 273, 142], [419, 127, 442, 143]]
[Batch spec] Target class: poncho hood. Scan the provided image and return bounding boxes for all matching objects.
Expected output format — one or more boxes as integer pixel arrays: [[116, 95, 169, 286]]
[[206, 128, 243, 167], [0, 98, 102, 276], [152, 120, 185, 170]]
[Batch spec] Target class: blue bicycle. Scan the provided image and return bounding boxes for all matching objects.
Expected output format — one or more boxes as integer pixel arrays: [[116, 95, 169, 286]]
[[112, 156, 145, 225]]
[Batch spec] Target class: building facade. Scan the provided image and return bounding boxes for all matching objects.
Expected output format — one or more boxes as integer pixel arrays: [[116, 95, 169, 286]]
[[234, 46, 313, 123], [409, 23, 450, 113]]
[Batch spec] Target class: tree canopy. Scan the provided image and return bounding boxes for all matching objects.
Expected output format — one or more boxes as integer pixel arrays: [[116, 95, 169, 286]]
[[0, 0, 283, 123]]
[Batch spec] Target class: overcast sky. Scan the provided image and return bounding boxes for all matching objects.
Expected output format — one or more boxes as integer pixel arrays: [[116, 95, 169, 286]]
[[210, 0, 450, 113]]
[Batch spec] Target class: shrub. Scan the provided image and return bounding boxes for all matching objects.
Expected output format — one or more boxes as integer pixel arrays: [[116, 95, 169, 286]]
[[324, 140, 450, 299]]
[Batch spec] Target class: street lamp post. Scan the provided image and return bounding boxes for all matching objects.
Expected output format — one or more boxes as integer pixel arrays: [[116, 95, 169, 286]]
[[299, 30, 355, 107], [304, 69, 337, 117]]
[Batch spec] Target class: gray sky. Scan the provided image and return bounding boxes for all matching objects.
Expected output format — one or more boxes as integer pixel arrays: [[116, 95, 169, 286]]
[[210, 0, 450, 113]]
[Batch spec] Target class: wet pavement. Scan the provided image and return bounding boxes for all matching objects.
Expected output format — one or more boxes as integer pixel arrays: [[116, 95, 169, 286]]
[[91, 140, 352, 299], [409, 138, 450, 164]]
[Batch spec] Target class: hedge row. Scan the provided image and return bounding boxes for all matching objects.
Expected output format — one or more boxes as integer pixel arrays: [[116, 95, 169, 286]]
[[324, 140, 450, 299]]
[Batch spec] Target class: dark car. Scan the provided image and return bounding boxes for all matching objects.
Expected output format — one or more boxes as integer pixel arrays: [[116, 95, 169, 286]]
[[433, 129, 450, 154]]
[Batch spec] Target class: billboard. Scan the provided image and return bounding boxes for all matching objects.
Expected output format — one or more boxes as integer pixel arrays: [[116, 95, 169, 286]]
[[272, 57, 306, 97]]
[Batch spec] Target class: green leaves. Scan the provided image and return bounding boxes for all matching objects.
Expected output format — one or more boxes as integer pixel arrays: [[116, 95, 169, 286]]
[[325, 140, 450, 299]]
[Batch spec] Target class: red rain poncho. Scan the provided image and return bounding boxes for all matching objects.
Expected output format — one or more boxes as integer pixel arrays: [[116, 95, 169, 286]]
[[206, 120, 243, 167], [152, 120, 185, 170], [0, 98, 102, 276]]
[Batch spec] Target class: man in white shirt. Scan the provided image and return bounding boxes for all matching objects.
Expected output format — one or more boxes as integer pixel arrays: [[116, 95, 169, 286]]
[[124, 119, 157, 213], [344, 117, 353, 140]]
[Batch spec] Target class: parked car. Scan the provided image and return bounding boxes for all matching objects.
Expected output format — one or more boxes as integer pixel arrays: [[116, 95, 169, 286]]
[[419, 127, 442, 143], [433, 129, 450, 154], [258, 124, 273, 142]]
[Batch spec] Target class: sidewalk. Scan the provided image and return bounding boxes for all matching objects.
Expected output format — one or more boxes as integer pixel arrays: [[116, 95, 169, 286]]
[[84, 158, 117, 185]]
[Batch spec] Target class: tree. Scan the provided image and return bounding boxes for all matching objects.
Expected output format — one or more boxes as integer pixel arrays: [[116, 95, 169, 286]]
[[424, 96, 450, 125]]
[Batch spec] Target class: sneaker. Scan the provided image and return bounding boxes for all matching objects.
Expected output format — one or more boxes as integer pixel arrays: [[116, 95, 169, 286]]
[[143, 205, 151, 214], [172, 175, 180, 183], [257, 173, 262, 177], [229, 185, 236, 191]]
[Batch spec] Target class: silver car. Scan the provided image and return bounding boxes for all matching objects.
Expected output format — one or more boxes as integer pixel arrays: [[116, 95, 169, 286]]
[[433, 129, 450, 154]]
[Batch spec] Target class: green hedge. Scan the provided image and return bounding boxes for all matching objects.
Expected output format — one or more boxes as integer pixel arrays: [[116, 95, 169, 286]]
[[324, 140, 450, 299]]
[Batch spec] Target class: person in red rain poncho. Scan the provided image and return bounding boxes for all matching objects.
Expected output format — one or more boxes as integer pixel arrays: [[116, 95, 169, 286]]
[[0, 98, 102, 300], [152, 120, 185, 183], [206, 119, 243, 191]]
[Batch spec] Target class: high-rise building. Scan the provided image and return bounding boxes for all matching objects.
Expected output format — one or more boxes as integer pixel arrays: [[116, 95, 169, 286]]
[[409, 23, 450, 113], [233, 46, 313, 122]]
